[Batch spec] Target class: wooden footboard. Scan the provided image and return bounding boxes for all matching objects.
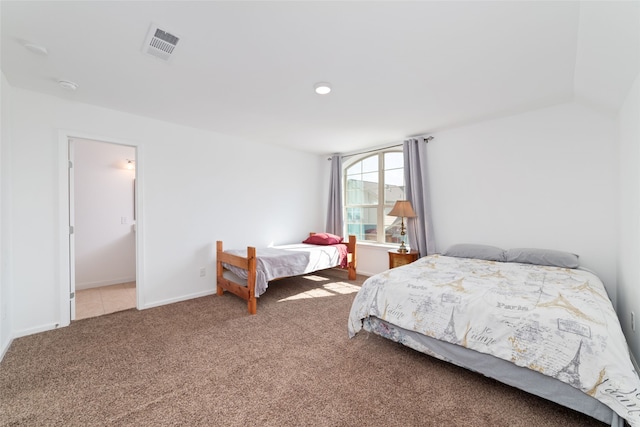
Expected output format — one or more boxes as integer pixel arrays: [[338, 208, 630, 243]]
[[216, 234, 357, 315], [216, 241, 258, 314], [345, 234, 357, 280]]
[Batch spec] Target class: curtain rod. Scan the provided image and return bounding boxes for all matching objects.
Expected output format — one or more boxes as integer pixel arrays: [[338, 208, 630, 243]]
[[331, 135, 434, 160]]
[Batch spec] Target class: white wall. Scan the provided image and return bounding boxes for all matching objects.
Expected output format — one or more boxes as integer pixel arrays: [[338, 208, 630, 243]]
[[330, 102, 619, 286], [617, 72, 640, 362], [357, 103, 618, 296], [73, 139, 136, 289], [429, 103, 618, 298], [6, 86, 325, 337], [354, 244, 396, 276], [1, 72, 13, 357]]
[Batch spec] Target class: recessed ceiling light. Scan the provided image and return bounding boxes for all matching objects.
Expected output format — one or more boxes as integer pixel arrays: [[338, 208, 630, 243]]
[[314, 82, 331, 95], [58, 80, 79, 91], [23, 42, 48, 56]]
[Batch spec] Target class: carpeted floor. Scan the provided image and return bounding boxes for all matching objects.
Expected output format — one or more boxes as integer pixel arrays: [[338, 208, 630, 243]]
[[1, 269, 606, 426]]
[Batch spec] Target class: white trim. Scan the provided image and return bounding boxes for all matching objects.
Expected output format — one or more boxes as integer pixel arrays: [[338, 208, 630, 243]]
[[57, 133, 70, 327], [356, 241, 398, 250], [0, 336, 13, 362], [142, 289, 215, 310], [13, 323, 62, 339], [68, 140, 76, 320], [57, 130, 145, 327]]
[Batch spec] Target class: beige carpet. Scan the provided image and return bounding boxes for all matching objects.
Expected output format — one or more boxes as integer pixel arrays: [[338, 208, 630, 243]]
[[1, 269, 606, 426]]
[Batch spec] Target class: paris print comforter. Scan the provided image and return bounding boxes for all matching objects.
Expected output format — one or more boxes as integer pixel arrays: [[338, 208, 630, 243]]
[[348, 255, 640, 426]]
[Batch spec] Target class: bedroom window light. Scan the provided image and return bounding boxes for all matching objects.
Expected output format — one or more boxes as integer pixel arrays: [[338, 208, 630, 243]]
[[344, 150, 405, 244]]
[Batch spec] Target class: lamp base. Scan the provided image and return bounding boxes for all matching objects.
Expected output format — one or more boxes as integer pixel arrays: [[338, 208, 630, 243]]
[[397, 241, 408, 253]]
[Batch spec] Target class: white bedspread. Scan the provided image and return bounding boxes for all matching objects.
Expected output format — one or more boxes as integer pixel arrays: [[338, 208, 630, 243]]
[[348, 254, 640, 426], [224, 243, 342, 297]]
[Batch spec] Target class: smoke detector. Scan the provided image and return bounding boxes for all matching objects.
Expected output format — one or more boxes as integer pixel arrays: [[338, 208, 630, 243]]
[[142, 23, 180, 61]]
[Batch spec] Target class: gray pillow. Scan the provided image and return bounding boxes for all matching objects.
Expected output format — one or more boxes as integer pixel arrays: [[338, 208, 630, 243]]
[[505, 248, 579, 269], [442, 244, 506, 262]]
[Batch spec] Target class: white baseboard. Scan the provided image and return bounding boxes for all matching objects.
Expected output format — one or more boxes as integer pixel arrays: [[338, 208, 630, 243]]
[[0, 335, 13, 363], [12, 322, 61, 339], [76, 276, 136, 290], [141, 289, 215, 310]]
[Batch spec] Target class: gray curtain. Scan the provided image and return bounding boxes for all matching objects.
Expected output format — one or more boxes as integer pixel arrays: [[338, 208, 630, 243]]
[[404, 138, 435, 256], [325, 155, 344, 235]]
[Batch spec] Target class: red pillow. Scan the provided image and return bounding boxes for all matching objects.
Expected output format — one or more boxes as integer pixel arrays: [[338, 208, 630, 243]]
[[302, 233, 344, 245]]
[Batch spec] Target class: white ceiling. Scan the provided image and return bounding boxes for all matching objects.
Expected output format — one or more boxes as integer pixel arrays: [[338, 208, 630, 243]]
[[1, 1, 639, 155]]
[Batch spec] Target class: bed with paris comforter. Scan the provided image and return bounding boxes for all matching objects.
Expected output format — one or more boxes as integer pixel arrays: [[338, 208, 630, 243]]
[[348, 253, 640, 427]]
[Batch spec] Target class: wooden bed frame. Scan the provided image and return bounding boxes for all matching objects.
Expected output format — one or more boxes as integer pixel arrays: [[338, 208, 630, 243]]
[[216, 233, 357, 314]]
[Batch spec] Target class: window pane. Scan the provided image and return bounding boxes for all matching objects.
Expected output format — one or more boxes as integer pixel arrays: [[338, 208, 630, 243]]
[[362, 171, 378, 185], [346, 162, 361, 176], [345, 155, 379, 205], [346, 174, 378, 205], [361, 155, 378, 173], [384, 217, 404, 244], [385, 152, 403, 169], [361, 172, 378, 204], [384, 209, 404, 244], [345, 178, 363, 204], [346, 207, 378, 242], [384, 168, 403, 187], [384, 169, 404, 204]]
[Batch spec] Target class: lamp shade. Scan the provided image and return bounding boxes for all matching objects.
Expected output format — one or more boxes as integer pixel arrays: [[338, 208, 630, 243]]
[[388, 200, 416, 218]]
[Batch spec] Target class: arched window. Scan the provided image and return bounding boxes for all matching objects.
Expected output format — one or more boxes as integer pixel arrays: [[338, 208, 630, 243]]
[[344, 150, 405, 244]]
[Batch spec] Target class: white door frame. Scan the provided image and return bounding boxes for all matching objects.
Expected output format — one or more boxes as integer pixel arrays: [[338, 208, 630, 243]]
[[68, 139, 76, 320], [57, 130, 145, 327]]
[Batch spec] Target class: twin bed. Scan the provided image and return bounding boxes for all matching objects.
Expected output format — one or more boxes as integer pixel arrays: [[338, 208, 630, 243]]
[[349, 244, 640, 427], [216, 233, 356, 314]]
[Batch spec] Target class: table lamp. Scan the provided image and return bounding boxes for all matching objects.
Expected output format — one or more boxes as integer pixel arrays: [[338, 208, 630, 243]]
[[388, 200, 417, 253]]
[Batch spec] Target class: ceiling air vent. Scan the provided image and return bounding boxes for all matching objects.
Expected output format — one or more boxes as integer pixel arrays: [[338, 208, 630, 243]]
[[142, 24, 180, 61]]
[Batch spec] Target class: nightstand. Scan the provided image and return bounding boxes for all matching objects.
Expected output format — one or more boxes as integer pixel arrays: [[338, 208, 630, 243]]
[[388, 249, 419, 269]]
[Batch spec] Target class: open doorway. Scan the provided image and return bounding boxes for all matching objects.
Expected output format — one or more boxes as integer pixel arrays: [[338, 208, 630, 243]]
[[70, 138, 137, 320]]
